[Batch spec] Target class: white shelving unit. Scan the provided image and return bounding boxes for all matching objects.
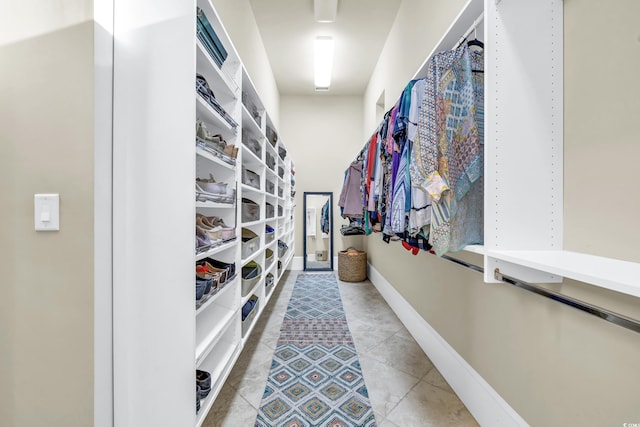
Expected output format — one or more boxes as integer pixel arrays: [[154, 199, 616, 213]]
[[192, 2, 296, 425], [392, 0, 640, 300]]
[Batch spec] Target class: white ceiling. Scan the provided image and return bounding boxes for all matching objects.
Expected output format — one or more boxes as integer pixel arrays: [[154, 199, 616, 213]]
[[248, 0, 402, 96]]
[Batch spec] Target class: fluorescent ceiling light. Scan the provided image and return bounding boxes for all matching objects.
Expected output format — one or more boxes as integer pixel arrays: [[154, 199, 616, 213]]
[[314, 36, 334, 90], [314, 0, 338, 23]]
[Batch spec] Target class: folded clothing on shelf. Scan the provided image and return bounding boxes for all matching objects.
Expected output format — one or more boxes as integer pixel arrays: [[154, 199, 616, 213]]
[[196, 7, 228, 68]]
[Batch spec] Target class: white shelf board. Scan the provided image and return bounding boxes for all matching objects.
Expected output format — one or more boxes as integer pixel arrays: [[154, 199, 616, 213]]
[[196, 40, 239, 101], [241, 278, 264, 306], [241, 219, 264, 228], [241, 104, 265, 138], [265, 140, 277, 158], [196, 275, 238, 317], [196, 96, 234, 133], [195, 342, 241, 427], [195, 200, 235, 209], [196, 146, 236, 171], [240, 308, 260, 346], [195, 305, 236, 366], [241, 246, 264, 266], [463, 245, 485, 255], [240, 144, 262, 169], [195, 239, 238, 261], [240, 183, 262, 195], [487, 250, 640, 298]]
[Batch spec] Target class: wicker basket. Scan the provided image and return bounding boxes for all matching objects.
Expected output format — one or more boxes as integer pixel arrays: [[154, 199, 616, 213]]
[[338, 247, 367, 282]]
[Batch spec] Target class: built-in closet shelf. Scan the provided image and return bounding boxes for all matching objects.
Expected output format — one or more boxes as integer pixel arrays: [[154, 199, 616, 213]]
[[196, 147, 236, 170], [463, 245, 485, 255], [240, 184, 262, 196], [241, 146, 262, 168], [240, 308, 261, 346], [487, 250, 640, 298], [241, 247, 264, 266], [196, 40, 239, 101], [241, 105, 264, 136], [196, 275, 238, 316], [264, 259, 277, 274], [195, 305, 237, 366], [196, 96, 235, 133], [195, 239, 237, 261], [241, 219, 264, 228], [265, 141, 277, 157], [195, 201, 236, 209], [241, 280, 264, 306], [195, 342, 241, 427]]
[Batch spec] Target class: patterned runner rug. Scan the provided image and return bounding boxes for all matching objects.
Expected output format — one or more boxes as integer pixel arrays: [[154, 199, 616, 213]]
[[255, 273, 376, 427]]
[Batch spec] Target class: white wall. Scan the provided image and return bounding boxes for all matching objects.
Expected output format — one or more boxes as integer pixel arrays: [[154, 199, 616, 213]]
[[0, 1, 96, 425], [361, 0, 640, 426], [280, 95, 365, 258], [564, 0, 640, 263]]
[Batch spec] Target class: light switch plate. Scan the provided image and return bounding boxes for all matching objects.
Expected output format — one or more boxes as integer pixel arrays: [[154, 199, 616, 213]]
[[34, 194, 60, 231]]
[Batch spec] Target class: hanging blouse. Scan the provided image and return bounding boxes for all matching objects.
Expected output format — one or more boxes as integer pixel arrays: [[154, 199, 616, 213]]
[[411, 44, 484, 255], [338, 161, 365, 218]]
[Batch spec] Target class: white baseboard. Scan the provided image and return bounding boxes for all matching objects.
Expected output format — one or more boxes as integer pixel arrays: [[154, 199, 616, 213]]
[[367, 264, 528, 427], [291, 256, 303, 270]]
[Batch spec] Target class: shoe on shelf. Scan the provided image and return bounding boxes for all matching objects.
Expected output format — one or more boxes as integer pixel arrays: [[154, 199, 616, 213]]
[[196, 214, 223, 243], [196, 370, 212, 399], [198, 214, 236, 241], [196, 174, 228, 195], [196, 226, 211, 253]]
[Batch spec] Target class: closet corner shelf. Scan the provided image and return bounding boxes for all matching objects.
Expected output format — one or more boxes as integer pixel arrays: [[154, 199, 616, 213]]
[[196, 40, 239, 101], [240, 183, 262, 195], [196, 239, 238, 261], [196, 147, 236, 171], [195, 200, 236, 209], [487, 249, 640, 298], [196, 275, 238, 317], [196, 96, 235, 133], [195, 305, 237, 366]]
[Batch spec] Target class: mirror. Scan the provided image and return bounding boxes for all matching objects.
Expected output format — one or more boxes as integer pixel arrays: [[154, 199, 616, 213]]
[[303, 192, 333, 271]]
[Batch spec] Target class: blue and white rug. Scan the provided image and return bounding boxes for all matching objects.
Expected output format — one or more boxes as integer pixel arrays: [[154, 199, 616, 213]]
[[255, 273, 376, 427]]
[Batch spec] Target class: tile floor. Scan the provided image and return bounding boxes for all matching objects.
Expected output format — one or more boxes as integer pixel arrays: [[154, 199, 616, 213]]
[[203, 271, 479, 427]]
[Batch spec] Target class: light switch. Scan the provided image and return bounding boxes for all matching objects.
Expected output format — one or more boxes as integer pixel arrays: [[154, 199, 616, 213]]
[[34, 194, 60, 231]]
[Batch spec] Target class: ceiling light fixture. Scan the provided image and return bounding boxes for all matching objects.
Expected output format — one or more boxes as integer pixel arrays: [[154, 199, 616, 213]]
[[314, 0, 338, 23], [314, 36, 334, 91]]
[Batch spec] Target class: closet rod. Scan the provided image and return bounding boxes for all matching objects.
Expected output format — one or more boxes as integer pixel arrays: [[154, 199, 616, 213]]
[[453, 12, 485, 49], [430, 252, 640, 335]]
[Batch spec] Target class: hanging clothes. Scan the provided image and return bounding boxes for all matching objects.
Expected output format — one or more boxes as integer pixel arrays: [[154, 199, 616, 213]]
[[411, 44, 484, 255], [338, 161, 364, 218], [320, 199, 330, 234]]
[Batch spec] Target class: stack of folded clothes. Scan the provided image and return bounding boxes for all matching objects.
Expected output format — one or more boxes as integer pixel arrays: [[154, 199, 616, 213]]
[[197, 7, 228, 68]]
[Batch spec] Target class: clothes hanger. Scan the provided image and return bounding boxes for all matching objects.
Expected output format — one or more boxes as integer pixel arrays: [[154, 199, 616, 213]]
[[468, 27, 484, 73], [467, 27, 484, 49]]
